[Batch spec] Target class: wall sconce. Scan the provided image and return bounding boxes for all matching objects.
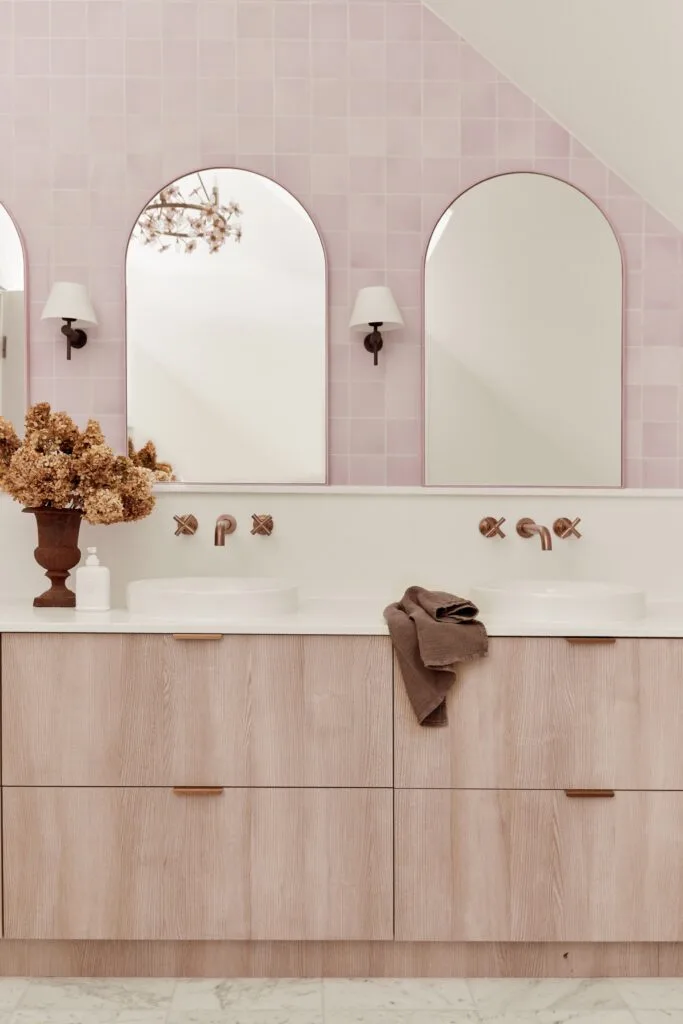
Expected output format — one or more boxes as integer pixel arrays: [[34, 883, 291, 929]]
[[41, 282, 98, 361], [349, 286, 404, 366]]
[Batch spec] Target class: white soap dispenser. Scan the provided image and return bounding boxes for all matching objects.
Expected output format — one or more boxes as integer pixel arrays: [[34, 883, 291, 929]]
[[75, 547, 111, 612]]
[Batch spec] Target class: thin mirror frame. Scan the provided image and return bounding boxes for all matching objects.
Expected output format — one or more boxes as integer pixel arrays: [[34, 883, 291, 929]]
[[421, 171, 625, 489], [0, 201, 30, 423], [123, 165, 329, 488]]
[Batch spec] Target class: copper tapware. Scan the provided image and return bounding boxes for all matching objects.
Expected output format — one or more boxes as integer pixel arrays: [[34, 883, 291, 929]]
[[251, 514, 274, 536], [172, 634, 223, 641], [565, 637, 616, 645], [516, 517, 553, 551], [565, 789, 615, 799], [172, 787, 225, 796], [173, 513, 198, 536], [479, 516, 506, 539], [214, 514, 237, 546], [554, 516, 582, 539]]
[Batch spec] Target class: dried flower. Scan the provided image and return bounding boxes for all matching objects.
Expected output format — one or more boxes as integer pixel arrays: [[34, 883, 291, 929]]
[[128, 439, 175, 482], [0, 419, 20, 484], [0, 404, 173, 526]]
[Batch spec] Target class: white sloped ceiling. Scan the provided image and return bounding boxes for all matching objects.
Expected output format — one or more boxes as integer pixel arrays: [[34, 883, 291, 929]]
[[426, 0, 683, 229]]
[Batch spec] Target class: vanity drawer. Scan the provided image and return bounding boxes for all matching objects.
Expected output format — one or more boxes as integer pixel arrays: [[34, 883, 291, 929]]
[[395, 788, 683, 942], [2, 633, 392, 787], [395, 637, 683, 789], [3, 786, 393, 940]]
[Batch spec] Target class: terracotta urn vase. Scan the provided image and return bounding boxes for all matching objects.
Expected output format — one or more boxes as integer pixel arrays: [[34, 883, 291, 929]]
[[24, 507, 83, 608]]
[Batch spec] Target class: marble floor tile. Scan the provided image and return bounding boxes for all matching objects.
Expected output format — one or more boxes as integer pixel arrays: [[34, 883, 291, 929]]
[[632, 1013, 683, 1024], [325, 1011, 480, 1024], [468, 980, 628, 1016], [0, 979, 30, 1011], [171, 980, 323, 1013], [11, 1012, 167, 1024], [168, 1013, 323, 1024], [616, 982, 683, 1011], [18, 979, 176, 1012], [323, 979, 475, 1011], [471, 1011, 638, 1024]]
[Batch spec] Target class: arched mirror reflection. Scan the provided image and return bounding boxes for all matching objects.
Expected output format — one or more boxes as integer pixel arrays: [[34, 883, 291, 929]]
[[0, 204, 27, 426], [126, 168, 327, 484], [424, 172, 623, 486]]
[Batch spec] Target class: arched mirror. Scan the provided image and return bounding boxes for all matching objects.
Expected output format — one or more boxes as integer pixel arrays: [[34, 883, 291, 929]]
[[0, 204, 27, 427], [424, 172, 623, 486], [126, 168, 327, 484]]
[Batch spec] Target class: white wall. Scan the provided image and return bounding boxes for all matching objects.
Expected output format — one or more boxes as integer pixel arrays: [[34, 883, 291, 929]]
[[2, 489, 683, 608], [427, 0, 683, 229]]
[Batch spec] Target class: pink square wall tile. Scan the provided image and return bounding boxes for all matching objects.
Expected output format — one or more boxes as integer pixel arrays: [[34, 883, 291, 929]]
[[387, 456, 421, 485], [496, 83, 534, 119], [275, 40, 310, 79], [643, 458, 678, 487], [274, 3, 309, 40], [387, 4, 422, 41], [387, 80, 421, 117], [237, 1, 273, 39], [497, 119, 534, 159], [275, 78, 311, 116], [461, 82, 496, 118], [534, 119, 570, 158], [329, 454, 350, 484], [643, 385, 679, 422], [386, 42, 422, 82], [350, 380, 386, 418], [312, 3, 348, 41], [7, 0, 681, 487], [349, 193, 386, 232], [461, 119, 496, 158]]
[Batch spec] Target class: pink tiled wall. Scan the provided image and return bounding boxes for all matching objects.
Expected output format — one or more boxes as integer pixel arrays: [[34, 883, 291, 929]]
[[2, 0, 682, 486]]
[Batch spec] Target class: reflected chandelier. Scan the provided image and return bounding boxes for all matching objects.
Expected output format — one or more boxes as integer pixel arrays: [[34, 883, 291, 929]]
[[134, 174, 242, 255]]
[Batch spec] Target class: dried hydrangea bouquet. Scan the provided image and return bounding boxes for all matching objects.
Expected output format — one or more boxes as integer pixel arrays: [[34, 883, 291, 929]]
[[0, 403, 173, 608]]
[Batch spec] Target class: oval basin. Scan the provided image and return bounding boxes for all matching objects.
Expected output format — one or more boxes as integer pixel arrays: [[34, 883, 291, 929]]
[[471, 580, 646, 624], [127, 577, 298, 620]]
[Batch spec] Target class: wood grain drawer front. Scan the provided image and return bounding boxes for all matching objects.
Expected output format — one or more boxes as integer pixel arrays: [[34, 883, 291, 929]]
[[3, 787, 393, 941], [395, 637, 683, 789], [2, 634, 392, 787], [396, 789, 683, 943]]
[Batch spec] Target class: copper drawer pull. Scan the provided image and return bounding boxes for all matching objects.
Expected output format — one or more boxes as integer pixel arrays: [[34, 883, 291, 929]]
[[172, 787, 224, 796], [565, 789, 615, 798], [565, 637, 616, 645], [172, 634, 223, 641]]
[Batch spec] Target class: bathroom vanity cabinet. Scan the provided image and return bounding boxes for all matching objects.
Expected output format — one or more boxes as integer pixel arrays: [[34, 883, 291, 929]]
[[1, 631, 682, 975]]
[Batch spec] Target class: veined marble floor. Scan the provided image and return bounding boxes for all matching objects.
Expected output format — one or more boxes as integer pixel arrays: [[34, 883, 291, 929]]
[[0, 978, 680, 1024]]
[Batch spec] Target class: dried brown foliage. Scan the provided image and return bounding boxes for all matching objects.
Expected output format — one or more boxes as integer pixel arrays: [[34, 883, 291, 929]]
[[0, 403, 173, 525]]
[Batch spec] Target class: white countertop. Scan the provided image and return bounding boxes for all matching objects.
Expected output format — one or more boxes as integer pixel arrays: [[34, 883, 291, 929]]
[[2, 598, 683, 637]]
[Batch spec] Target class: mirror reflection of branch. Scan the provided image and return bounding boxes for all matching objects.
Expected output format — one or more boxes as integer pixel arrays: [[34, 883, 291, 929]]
[[134, 176, 243, 254]]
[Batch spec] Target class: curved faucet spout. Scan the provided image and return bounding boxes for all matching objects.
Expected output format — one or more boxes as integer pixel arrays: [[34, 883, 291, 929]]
[[214, 514, 237, 546], [516, 518, 553, 551]]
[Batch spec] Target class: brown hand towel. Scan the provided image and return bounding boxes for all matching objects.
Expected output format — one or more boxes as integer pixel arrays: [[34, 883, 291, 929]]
[[384, 586, 488, 726]]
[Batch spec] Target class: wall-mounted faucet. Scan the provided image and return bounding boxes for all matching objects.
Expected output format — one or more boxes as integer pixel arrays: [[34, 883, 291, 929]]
[[173, 514, 198, 537], [554, 517, 582, 540], [479, 516, 506, 539], [516, 518, 553, 551], [214, 515, 237, 546]]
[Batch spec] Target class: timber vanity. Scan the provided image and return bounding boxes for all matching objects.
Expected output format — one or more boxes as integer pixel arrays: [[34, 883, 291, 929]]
[[0, 622, 682, 977]]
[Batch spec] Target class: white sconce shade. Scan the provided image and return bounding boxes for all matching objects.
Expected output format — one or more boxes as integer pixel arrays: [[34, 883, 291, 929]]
[[41, 282, 97, 361], [349, 285, 404, 333], [349, 285, 403, 367], [41, 282, 98, 325]]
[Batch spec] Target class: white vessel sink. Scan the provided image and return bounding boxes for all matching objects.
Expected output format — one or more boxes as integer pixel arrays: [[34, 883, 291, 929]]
[[127, 577, 298, 620], [471, 580, 646, 623]]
